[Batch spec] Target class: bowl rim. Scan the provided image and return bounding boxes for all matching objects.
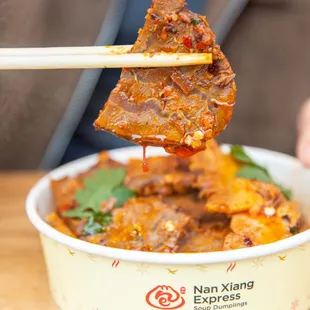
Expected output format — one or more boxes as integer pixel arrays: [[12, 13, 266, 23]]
[[26, 144, 310, 265]]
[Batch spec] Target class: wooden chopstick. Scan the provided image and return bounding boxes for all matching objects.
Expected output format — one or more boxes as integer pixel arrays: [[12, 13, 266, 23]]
[[0, 45, 133, 56], [0, 46, 213, 70]]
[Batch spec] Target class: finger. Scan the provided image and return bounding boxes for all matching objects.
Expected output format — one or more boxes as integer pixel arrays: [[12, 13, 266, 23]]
[[296, 99, 310, 167]]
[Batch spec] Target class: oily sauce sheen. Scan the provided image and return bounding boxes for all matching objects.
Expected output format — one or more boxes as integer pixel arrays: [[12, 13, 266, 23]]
[[142, 144, 149, 172], [94, 0, 237, 157]]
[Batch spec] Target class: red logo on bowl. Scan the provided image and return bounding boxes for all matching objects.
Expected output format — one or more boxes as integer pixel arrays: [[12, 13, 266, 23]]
[[146, 285, 185, 309]]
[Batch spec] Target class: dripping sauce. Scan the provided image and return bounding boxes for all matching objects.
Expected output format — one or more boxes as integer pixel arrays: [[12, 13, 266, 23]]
[[164, 145, 201, 158], [142, 144, 149, 172]]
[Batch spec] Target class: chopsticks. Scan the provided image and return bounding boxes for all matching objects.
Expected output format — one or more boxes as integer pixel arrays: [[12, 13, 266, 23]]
[[0, 45, 213, 70], [0, 45, 133, 56]]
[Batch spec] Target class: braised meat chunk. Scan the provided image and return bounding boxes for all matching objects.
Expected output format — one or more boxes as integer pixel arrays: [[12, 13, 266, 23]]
[[94, 0, 236, 156], [46, 213, 76, 238], [277, 201, 302, 230], [51, 177, 83, 212], [205, 179, 285, 215], [102, 197, 194, 252], [162, 194, 207, 220], [125, 155, 197, 196], [229, 213, 291, 246], [179, 221, 231, 253], [162, 193, 229, 223], [190, 140, 240, 198]]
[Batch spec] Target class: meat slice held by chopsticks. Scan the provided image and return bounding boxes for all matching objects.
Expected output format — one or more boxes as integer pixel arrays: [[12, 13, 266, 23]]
[[94, 0, 236, 157]]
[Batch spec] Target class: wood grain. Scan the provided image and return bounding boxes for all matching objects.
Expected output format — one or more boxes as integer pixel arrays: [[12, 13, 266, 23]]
[[0, 172, 58, 310]]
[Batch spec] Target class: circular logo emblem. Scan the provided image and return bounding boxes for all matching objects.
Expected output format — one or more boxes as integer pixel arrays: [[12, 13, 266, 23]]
[[146, 285, 185, 309]]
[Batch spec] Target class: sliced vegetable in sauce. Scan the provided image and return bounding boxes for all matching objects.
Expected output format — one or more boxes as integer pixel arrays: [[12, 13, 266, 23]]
[[231, 145, 292, 200]]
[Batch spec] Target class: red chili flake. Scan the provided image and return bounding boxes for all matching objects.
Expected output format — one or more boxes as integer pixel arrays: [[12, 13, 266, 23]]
[[163, 86, 173, 97], [197, 41, 207, 51], [183, 36, 192, 49], [59, 204, 71, 211]]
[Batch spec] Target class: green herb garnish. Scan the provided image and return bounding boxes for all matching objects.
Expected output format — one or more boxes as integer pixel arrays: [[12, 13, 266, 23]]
[[236, 165, 271, 183], [230, 145, 292, 200], [82, 212, 113, 236], [277, 185, 293, 201], [83, 215, 105, 235], [230, 145, 255, 165], [64, 168, 135, 217], [290, 226, 299, 235], [63, 168, 135, 235], [191, 18, 201, 26]]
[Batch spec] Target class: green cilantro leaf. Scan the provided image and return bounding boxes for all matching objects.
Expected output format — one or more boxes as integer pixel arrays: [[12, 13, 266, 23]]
[[191, 18, 201, 26], [236, 165, 272, 183], [83, 215, 105, 235], [277, 185, 292, 200], [74, 168, 127, 212], [230, 145, 255, 165], [63, 168, 135, 220], [94, 211, 113, 227], [63, 168, 134, 236], [231, 145, 293, 200], [112, 186, 136, 208], [63, 209, 93, 218], [83, 212, 113, 236]]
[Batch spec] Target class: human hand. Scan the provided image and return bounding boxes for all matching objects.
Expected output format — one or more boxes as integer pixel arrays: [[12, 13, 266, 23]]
[[297, 99, 310, 167]]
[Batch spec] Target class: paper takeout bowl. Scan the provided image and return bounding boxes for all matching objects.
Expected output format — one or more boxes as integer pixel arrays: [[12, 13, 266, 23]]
[[26, 145, 310, 310]]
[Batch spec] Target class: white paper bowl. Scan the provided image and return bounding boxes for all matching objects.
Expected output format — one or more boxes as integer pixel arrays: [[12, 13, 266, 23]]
[[26, 145, 310, 310]]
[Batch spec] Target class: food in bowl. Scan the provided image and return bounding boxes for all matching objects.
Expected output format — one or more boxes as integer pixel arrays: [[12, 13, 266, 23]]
[[46, 140, 307, 253], [26, 144, 310, 310], [94, 0, 236, 157]]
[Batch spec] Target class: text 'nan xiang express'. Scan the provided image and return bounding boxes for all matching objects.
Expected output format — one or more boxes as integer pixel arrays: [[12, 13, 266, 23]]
[[193, 281, 254, 305]]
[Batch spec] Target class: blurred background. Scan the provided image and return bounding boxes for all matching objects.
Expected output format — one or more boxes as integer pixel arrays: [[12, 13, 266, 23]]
[[0, 0, 309, 170]]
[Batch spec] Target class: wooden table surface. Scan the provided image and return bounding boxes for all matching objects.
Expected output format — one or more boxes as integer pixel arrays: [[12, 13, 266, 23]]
[[0, 172, 58, 310]]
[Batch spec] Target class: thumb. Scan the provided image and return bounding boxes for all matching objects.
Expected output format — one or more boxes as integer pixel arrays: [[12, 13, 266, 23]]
[[297, 99, 310, 167]]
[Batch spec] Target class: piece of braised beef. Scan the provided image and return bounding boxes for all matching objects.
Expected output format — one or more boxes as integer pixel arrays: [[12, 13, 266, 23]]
[[94, 0, 236, 157], [102, 197, 195, 252]]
